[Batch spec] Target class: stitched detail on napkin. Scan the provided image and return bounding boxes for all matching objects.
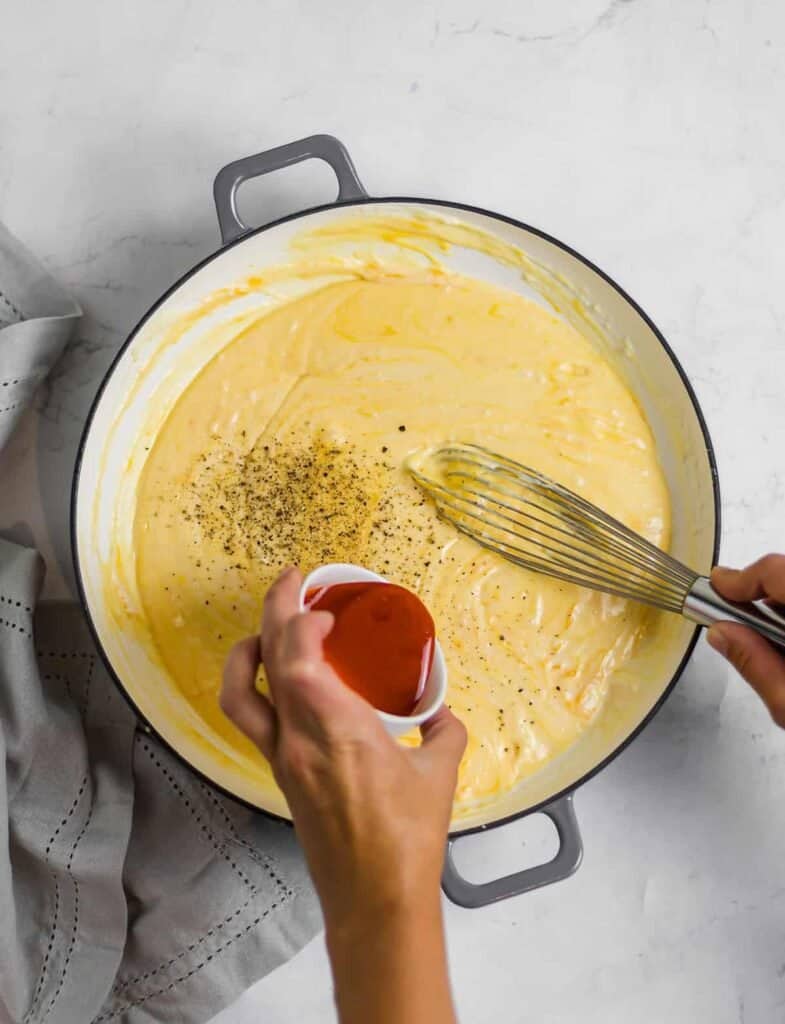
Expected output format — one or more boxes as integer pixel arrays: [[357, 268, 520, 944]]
[[43, 671, 74, 702], [23, 776, 89, 1024], [0, 614, 33, 638], [37, 651, 96, 714], [94, 896, 287, 1022], [21, 645, 99, 1024], [198, 781, 294, 894], [23, 882, 60, 1024], [0, 287, 23, 323], [41, 779, 97, 1022], [107, 736, 294, 999], [44, 781, 89, 859], [36, 650, 95, 659], [82, 656, 95, 715], [110, 886, 272, 995], [0, 375, 42, 388], [138, 738, 259, 890]]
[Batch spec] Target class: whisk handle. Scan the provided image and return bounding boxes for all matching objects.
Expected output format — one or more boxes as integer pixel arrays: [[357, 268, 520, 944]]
[[684, 576, 785, 650]]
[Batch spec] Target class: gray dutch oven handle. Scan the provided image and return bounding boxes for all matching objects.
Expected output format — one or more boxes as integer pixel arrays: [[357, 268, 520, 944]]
[[442, 793, 583, 907], [213, 134, 368, 244]]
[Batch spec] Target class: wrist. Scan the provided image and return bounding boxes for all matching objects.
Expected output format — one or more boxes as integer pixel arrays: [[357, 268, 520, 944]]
[[307, 828, 446, 941], [325, 889, 454, 1024], [324, 880, 443, 956]]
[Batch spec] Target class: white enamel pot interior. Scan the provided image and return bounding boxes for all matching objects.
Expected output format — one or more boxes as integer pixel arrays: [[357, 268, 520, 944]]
[[72, 136, 719, 905]]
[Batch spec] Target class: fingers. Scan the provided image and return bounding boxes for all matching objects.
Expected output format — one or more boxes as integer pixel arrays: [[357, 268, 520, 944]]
[[282, 610, 335, 664], [417, 705, 468, 771], [711, 555, 785, 604], [255, 566, 374, 742], [275, 609, 346, 713], [707, 622, 785, 728], [261, 567, 302, 671], [261, 567, 306, 702], [220, 636, 278, 759], [709, 557, 785, 729]]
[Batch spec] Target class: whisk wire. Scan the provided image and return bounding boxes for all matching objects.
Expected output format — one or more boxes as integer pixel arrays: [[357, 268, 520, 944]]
[[440, 448, 695, 587], [451, 475, 692, 592], [423, 482, 688, 612], [409, 443, 698, 614], [451, 482, 661, 583], [442, 511, 684, 611], [436, 446, 692, 573]]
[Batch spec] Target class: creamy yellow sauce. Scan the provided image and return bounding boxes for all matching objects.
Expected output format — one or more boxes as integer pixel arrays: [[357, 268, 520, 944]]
[[133, 223, 670, 810]]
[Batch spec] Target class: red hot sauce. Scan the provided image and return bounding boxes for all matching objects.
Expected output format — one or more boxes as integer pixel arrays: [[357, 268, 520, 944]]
[[304, 581, 435, 716]]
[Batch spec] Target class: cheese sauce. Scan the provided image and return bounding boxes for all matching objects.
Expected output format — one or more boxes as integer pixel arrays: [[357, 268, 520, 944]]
[[132, 222, 670, 810]]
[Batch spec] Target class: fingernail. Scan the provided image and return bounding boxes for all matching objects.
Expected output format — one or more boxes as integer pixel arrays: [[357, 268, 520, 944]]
[[707, 626, 728, 656]]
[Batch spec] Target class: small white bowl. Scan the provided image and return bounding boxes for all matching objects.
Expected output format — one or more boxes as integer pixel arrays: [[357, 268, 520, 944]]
[[299, 562, 447, 737]]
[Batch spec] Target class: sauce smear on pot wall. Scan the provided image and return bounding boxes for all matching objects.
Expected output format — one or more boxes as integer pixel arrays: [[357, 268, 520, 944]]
[[305, 581, 435, 715]]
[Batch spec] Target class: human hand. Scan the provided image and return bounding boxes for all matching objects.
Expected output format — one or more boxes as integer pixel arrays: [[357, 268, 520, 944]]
[[220, 567, 466, 1024], [708, 555, 785, 727]]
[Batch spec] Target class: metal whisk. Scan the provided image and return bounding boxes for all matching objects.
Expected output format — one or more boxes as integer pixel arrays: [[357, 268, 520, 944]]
[[408, 442, 785, 649]]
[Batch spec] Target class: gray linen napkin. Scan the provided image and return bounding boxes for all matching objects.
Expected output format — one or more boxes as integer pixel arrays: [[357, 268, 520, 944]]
[[0, 223, 321, 1024]]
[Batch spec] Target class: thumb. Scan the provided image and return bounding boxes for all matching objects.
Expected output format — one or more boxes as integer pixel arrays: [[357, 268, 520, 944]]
[[417, 705, 468, 772], [707, 622, 785, 728], [220, 637, 278, 759]]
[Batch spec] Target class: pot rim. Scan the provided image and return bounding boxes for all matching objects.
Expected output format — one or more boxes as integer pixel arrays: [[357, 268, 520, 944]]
[[70, 194, 722, 837]]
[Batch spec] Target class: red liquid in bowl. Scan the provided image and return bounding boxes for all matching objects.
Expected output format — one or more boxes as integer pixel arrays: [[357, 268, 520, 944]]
[[304, 581, 435, 716]]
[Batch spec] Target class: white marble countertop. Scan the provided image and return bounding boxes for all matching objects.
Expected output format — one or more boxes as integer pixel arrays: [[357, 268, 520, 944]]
[[2, 0, 785, 1020]]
